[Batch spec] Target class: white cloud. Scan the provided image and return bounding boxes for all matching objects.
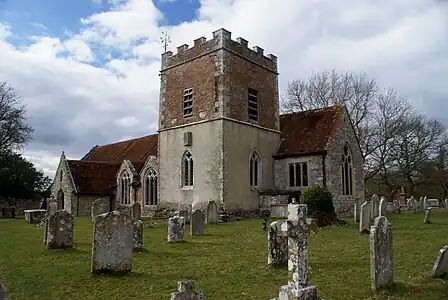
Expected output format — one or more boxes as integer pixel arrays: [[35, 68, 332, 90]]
[[0, 0, 447, 180]]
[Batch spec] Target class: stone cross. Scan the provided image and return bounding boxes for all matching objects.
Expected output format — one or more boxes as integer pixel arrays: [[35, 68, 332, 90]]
[[190, 209, 205, 236], [91, 211, 133, 274], [371, 194, 379, 219], [378, 197, 387, 217], [168, 216, 185, 243], [46, 210, 74, 249], [170, 280, 203, 300], [287, 204, 309, 288], [370, 216, 394, 292], [424, 208, 432, 224], [359, 201, 371, 233], [268, 220, 288, 267], [431, 245, 448, 278], [131, 202, 141, 221], [133, 219, 143, 249], [206, 200, 218, 224]]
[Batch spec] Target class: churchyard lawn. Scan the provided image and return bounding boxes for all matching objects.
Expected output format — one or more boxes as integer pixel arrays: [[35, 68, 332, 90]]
[[0, 210, 447, 300]]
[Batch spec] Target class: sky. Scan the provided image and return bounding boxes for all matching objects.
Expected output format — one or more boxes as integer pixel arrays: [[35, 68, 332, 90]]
[[0, 0, 447, 180]]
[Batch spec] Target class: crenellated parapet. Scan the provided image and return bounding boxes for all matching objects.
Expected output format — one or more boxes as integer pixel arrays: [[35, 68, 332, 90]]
[[161, 28, 277, 73]]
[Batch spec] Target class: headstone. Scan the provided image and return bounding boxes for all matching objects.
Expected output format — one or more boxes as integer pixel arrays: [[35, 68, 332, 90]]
[[445, 199, 448, 208], [190, 209, 205, 236], [354, 199, 360, 223], [91, 198, 110, 220], [177, 204, 191, 224], [168, 216, 185, 243], [206, 200, 218, 224], [424, 208, 432, 224], [398, 189, 406, 207], [371, 194, 379, 218], [133, 219, 143, 249], [370, 216, 394, 292], [378, 197, 387, 217], [431, 245, 448, 278], [359, 201, 371, 233], [420, 197, 424, 212], [268, 220, 288, 267], [427, 199, 439, 208], [170, 280, 203, 300], [392, 200, 399, 213], [46, 210, 74, 249], [278, 285, 318, 300], [131, 202, 141, 221], [423, 196, 428, 211], [406, 198, 412, 211], [91, 211, 133, 274], [412, 199, 418, 213], [386, 203, 394, 213]]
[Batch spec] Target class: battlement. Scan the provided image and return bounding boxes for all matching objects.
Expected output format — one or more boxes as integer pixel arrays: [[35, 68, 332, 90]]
[[161, 28, 277, 73]]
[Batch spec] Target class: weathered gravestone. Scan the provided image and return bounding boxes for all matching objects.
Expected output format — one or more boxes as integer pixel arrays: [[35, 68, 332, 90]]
[[190, 209, 205, 236], [359, 201, 371, 233], [371, 194, 379, 218], [423, 196, 428, 211], [431, 245, 448, 278], [91, 198, 110, 220], [413, 198, 418, 213], [268, 220, 288, 267], [170, 280, 204, 300], [91, 211, 133, 274], [168, 216, 185, 243], [133, 219, 143, 249], [43, 202, 58, 244], [378, 197, 387, 217], [370, 216, 394, 292], [177, 204, 191, 224], [420, 197, 424, 212], [206, 200, 218, 224], [276, 204, 319, 299], [424, 208, 432, 224], [131, 202, 141, 221], [46, 210, 74, 249]]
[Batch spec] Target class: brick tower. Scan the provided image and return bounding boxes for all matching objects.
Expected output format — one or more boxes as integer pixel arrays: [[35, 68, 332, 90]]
[[158, 28, 281, 212]]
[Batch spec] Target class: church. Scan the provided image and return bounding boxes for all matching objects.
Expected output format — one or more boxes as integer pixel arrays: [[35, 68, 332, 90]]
[[50, 28, 364, 218]]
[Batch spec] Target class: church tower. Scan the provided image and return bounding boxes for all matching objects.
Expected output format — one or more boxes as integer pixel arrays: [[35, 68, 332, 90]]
[[158, 28, 281, 212]]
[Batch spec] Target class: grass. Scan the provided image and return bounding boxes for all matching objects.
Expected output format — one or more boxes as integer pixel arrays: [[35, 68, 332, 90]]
[[0, 210, 447, 300]]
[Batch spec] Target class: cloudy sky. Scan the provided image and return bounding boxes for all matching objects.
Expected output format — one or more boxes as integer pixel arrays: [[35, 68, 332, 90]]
[[0, 0, 447, 179]]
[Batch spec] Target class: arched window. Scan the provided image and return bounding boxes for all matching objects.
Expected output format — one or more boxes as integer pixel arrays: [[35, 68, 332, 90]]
[[249, 151, 261, 187], [182, 151, 194, 187], [144, 168, 158, 206], [119, 171, 131, 205], [342, 144, 354, 195], [57, 189, 64, 210]]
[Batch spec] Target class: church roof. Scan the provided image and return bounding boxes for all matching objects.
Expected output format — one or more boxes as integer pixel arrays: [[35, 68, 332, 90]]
[[81, 133, 158, 163], [66, 160, 121, 195], [276, 105, 342, 158]]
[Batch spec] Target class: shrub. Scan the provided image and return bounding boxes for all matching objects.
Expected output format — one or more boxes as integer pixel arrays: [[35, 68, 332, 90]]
[[302, 185, 337, 227]]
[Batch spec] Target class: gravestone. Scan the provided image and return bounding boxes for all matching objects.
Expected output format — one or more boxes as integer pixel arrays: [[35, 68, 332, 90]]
[[420, 197, 424, 212], [406, 198, 412, 211], [43, 202, 59, 244], [378, 197, 387, 217], [424, 208, 432, 224], [370, 216, 394, 292], [46, 210, 74, 249], [170, 280, 204, 300], [206, 200, 218, 224], [131, 202, 141, 221], [371, 194, 379, 218], [268, 220, 288, 267], [190, 209, 205, 236], [423, 196, 428, 211], [359, 201, 371, 233], [168, 216, 185, 243], [445, 199, 448, 208], [431, 245, 448, 278], [91, 211, 133, 274], [91, 198, 110, 220], [412, 199, 418, 213], [133, 219, 143, 249], [178, 204, 191, 224]]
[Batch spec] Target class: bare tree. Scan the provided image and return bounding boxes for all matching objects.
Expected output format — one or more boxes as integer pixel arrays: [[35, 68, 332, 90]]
[[0, 81, 33, 152]]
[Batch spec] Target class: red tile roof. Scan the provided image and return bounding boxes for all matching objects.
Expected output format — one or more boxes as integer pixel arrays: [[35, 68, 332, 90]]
[[67, 160, 121, 195], [275, 105, 342, 158], [82, 133, 158, 163]]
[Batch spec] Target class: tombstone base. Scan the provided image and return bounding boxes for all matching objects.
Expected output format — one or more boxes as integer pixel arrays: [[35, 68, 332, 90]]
[[278, 285, 318, 300], [91, 268, 132, 275]]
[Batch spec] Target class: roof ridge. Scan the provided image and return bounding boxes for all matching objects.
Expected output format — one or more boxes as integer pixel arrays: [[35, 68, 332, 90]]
[[280, 105, 341, 118], [96, 133, 158, 148]]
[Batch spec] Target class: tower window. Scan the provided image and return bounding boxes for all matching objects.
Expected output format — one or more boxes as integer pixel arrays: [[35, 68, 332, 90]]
[[248, 88, 258, 122], [183, 88, 194, 117]]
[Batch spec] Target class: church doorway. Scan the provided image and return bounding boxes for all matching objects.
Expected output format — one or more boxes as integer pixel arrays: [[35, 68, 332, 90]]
[[57, 189, 64, 210]]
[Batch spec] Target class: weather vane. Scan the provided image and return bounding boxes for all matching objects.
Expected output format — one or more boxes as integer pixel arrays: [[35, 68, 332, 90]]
[[160, 29, 171, 53]]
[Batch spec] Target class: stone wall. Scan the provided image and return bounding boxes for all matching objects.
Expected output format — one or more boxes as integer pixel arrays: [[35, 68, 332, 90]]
[[0, 197, 41, 215], [325, 107, 365, 217]]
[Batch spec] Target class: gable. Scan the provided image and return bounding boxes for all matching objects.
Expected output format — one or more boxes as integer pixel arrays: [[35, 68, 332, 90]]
[[82, 133, 158, 163], [275, 105, 342, 158]]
